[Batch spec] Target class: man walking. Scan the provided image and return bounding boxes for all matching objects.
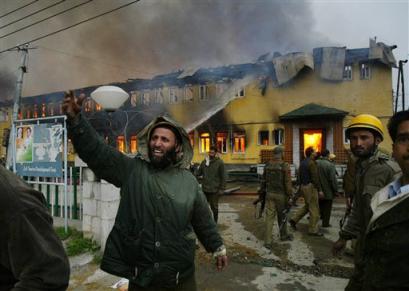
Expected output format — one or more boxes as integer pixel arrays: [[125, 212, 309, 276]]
[[332, 114, 400, 291], [361, 110, 409, 290], [261, 146, 293, 249], [316, 149, 338, 227], [197, 145, 226, 223], [63, 91, 227, 290], [289, 146, 323, 236]]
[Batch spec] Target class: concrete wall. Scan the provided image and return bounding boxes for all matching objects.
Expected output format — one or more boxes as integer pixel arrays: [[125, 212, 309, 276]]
[[81, 168, 120, 250]]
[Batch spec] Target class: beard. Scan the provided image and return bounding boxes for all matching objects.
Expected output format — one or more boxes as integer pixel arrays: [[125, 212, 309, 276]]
[[148, 146, 178, 169], [351, 143, 377, 158]]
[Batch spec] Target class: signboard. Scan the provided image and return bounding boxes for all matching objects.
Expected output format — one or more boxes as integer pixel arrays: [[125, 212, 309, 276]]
[[16, 124, 63, 177]]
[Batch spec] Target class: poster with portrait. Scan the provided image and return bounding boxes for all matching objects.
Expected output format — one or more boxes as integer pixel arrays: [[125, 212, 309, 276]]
[[16, 124, 63, 177]]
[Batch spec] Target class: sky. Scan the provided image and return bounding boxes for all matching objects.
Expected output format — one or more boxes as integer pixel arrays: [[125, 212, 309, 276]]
[[0, 0, 408, 104]]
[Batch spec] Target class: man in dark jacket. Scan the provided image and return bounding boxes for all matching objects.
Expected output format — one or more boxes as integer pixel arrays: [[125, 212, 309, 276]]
[[197, 145, 226, 223], [316, 149, 339, 227], [0, 165, 70, 291], [63, 91, 227, 290], [333, 114, 400, 291], [289, 146, 324, 236], [360, 110, 409, 290]]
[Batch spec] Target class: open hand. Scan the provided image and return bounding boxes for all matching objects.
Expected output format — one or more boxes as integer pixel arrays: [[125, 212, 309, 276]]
[[62, 90, 86, 119]]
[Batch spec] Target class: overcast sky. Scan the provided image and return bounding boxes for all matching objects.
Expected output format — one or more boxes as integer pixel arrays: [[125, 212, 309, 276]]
[[0, 0, 407, 103]]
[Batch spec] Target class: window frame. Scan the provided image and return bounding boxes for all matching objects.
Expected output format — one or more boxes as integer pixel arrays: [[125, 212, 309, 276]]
[[232, 131, 246, 154], [258, 130, 269, 146]]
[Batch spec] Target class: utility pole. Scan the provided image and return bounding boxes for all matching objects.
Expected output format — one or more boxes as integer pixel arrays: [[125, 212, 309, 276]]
[[6, 44, 30, 171]]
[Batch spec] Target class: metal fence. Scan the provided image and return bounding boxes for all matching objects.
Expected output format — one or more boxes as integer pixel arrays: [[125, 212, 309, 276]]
[[25, 166, 83, 220]]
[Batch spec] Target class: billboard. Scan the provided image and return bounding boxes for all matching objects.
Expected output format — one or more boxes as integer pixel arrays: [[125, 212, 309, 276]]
[[16, 124, 63, 177]]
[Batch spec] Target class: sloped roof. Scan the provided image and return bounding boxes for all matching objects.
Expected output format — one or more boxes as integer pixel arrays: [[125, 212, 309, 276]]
[[279, 103, 348, 120]]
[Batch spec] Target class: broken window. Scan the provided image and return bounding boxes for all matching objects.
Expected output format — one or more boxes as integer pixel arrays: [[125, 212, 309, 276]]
[[117, 135, 125, 153], [184, 86, 194, 102], [360, 63, 371, 80], [343, 65, 353, 80], [199, 132, 210, 153], [169, 87, 179, 104], [199, 85, 208, 101], [233, 132, 246, 153], [216, 132, 228, 153], [258, 131, 269, 145], [130, 135, 138, 154], [273, 129, 284, 145], [236, 87, 245, 98]]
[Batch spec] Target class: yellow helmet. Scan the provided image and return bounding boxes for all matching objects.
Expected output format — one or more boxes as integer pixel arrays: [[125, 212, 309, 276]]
[[346, 114, 384, 141]]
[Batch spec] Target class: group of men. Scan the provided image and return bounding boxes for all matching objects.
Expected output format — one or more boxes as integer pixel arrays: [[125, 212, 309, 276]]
[[1, 88, 409, 290], [261, 112, 409, 290]]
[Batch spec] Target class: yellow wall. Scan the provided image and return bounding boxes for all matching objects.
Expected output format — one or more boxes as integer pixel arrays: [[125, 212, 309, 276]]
[[0, 107, 12, 159]]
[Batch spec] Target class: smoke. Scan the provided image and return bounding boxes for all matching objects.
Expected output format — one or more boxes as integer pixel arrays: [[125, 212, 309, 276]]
[[0, 0, 330, 96], [0, 68, 16, 101]]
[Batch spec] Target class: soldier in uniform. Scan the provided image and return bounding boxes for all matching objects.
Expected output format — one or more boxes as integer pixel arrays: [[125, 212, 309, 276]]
[[289, 146, 324, 236], [333, 114, 400, 291], [261, 146, 293, 249]]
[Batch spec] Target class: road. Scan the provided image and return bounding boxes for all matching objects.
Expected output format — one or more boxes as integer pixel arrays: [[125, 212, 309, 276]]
[[68, 195, 354, 290]]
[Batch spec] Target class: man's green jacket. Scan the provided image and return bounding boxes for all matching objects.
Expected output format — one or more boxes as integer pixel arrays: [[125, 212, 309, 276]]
[[316, 157, 338, 200], [68, 115, 223, 288], [197, 157, 226, 193]]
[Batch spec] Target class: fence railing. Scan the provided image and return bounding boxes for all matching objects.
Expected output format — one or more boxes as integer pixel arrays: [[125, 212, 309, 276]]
[[25, 166, 83, 220]]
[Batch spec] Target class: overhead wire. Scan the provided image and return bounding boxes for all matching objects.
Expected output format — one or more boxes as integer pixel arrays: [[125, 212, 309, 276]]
[[0, 0, 94, 40], [0, 0, 141, 54], [0, 0, 67, 30], [0, 0, 39, 19]]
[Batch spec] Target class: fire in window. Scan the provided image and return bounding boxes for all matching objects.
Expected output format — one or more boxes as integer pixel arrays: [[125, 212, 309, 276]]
[[130, 135, 138, 154], [33, 104, 38, 118], [41, 103, 46, 117], [233, 132, 246, 153], [303, 129, 323, 154], [117, 135, 125, 153], [216, 132, 228, 153], [200, 133, 210, 153], [258, 131, 269, 145]]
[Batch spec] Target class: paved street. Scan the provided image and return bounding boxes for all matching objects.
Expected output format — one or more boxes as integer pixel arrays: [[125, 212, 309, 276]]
[[69, 194, 354, 290]]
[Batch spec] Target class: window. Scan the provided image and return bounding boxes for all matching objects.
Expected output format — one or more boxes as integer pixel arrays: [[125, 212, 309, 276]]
[[199, 85, 208, 101], [360, 63, 371, 80], [156, 88, 164, 104], [258, 131, 269, 145], [41, 103, 46, 117], [95, 103, 102, 111], [343, 128, 350, 144], [169, 87, 179, 104], [84, 99, 93, 112], [130, 91, 138, 106], [25, 106, 31, 119], [48, 103, 55, 116], [343, 65, 352, 80], [142, 91, 150, 105], [188, 132, 194, 147], [233, 132, 246, 153], [216, 132, 228, 153], [33, 104, 38, 118], [236, 87, 245, 98], [273, 129, 284, 145], [117, 135, 125, 153], [184, 86, 193, 102], [199, 133, 211, 153], [130, 135, 138, 154]]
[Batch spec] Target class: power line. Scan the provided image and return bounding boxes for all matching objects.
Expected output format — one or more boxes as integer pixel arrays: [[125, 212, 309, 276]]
[[0, 0, 94, 40], [0, 0, 39, 19], [0, 0, 140, 54], [0, 0, 67, 30]]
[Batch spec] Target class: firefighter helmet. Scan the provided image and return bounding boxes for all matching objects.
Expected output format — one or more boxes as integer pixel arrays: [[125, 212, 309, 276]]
[[346, 114, 384, 141]]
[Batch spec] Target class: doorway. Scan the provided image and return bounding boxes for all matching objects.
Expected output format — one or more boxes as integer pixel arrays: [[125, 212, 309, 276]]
[[300, 128, 326, 160]]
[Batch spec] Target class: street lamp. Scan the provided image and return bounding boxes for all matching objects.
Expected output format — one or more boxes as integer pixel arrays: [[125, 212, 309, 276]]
[[90, 86, 130, 152]]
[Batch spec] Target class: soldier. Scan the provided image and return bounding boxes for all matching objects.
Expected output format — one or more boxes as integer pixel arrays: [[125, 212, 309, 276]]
[[361, 110, 409, 290], [197, 145, 226, 223], [261, 146, 293, 249], [289, 146, 324, 236], [332, 114, 400, 291], [316, 149, 339, 227]]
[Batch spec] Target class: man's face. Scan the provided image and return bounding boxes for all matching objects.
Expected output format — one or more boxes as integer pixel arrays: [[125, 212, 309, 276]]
[[393, 120, 409, 175], [208, 149, 216, 159], [349, 129, 380, 158], [149, 127, 179, 168]]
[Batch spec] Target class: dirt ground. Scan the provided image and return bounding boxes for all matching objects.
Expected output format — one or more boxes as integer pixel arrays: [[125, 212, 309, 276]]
[[69, 192, 354, 291]]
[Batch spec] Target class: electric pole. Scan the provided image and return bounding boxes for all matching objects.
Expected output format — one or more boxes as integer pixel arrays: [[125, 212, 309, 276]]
[[6, 44, 31, 171]]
